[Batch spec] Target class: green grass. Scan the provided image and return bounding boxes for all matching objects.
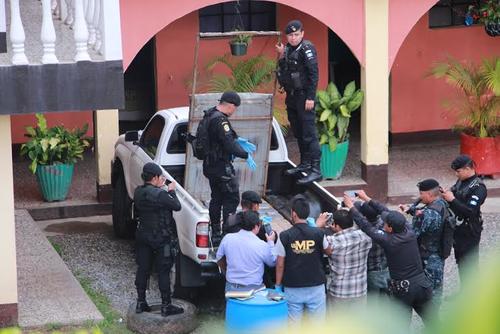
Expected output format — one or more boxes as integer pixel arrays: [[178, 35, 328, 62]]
[[49, 240, 62, 256]]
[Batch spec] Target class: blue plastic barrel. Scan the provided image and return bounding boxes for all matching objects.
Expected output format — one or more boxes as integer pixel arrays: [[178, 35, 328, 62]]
[[226, 289, 288, 333]]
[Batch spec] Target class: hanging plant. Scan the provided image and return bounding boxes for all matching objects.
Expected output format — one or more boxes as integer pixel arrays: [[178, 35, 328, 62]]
[[229, 33, 252, 56], [466, 1, 500, 37]]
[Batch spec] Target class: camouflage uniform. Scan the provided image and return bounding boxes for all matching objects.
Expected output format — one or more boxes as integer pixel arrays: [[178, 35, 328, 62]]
[[412, 199, 446, 306]]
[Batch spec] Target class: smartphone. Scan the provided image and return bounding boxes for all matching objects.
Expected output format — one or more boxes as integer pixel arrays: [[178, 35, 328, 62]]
[[325, 212, 333, 226], [263, 222, 273, 236], [344, 190, 359, 198]]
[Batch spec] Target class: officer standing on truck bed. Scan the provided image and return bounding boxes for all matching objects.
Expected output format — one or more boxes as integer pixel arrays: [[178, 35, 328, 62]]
[[203, 91, 249, 244], [441, 154, 487, 286], [276, 19, 322, 185], [134, 162, 184, 317]]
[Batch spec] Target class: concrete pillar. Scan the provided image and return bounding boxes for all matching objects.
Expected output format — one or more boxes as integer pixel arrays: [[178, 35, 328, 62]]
[[360, 0, 390, 200], [94, 109, 119, 202], [0, 115, 18, 326]]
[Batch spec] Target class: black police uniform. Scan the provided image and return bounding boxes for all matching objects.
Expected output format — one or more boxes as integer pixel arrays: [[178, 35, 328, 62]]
[[279, 223, 326, 288], [203, 107, 248, 238], [277, 24, 321, 184], [350, 201, 432, 325], [449, 174, 487, 282], [134, 181, 181, 313]]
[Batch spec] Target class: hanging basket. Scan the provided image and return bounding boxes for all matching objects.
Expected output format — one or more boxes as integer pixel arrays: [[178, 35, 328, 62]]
[[230, 42, 248, 56], [35, 163, 74, 202]]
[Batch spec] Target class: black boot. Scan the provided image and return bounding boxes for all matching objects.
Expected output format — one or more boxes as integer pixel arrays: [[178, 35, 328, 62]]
[[297, 160, 322, 185], [284, 160, 311, 176], [211, 225, 223, 247], [161, 303, 184, 316], [135, 300, 151, 313]]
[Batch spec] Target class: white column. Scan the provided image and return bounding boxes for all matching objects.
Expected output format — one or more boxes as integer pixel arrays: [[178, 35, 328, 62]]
[[9, 0, 28, 65], [41, 0, 59, 64], [100, 0, 122, 60], [361, 0, 389, 166], [85, 0, 95, 46], [0, 115, 18, 313], [92, 0, 101, 52], [95, 110, 119, 187], [73, 0, 90, 61]]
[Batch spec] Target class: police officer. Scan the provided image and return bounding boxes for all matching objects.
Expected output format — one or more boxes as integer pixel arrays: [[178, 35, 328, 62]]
[[441, 155, 487, 285], [203, 91, 249, 244], [402, 179, 446, 308], [344, 191, 432, 326], [134, 162, 183, 317], [276, 20, 322, 185]]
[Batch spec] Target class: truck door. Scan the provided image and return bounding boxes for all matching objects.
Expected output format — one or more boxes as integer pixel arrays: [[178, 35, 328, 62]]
[[128, 115, 167, 192]]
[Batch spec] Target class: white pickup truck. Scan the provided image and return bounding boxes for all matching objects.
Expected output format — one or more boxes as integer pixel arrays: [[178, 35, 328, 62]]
[[111, 107, 340, 291]]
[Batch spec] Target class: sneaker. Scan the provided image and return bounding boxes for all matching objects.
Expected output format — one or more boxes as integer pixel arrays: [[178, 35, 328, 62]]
[[161, 303, 184, 317]]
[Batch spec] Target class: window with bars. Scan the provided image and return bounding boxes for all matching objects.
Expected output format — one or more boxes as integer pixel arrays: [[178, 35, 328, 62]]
[[199, 1, 276, 33], [429, 0, 481, 28]]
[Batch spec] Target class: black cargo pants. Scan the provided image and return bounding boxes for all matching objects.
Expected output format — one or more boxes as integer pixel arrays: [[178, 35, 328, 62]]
[[135, 230, 174, 303], [208, 174, 239, 233], [285, 90, 321, 162]]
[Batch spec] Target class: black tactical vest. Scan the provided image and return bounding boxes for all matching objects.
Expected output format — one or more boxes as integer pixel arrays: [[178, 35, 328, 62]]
[[280, 223, 326, 287]]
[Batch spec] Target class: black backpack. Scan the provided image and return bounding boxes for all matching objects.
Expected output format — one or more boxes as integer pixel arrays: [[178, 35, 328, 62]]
[[427, 201, 456, 259], [191, 109, 218, 160]]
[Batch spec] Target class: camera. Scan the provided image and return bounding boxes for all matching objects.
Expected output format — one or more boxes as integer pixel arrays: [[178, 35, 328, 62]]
[[344, 190, 359, 198], [325, 212, 333, 226]]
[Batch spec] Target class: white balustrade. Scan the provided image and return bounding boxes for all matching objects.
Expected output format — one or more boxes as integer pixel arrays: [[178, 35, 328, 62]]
[[93, 0, 101, 52], [41, 0, 59, 63], [73, 0, 90, 61], [51, 0, 58, 16], [9, 0, 28, 65], [58, 0, 68, 22], [86, 0, 95, 46]]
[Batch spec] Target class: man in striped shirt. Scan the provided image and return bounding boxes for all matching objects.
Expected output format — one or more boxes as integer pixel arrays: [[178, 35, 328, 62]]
[[325, 210, 372, 309]]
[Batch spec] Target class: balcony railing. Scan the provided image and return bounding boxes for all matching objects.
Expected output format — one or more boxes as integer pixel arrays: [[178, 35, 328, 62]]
[[0, 0, 122, 65]]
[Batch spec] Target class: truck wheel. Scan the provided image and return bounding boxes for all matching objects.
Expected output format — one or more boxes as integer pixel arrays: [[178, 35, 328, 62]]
[[126, 299, 198, 334], [112, 173, 136, 239]]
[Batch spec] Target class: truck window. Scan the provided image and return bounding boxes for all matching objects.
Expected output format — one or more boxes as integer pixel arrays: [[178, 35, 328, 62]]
[[139, 116, 165, 158], [166, 122, 278, 153], [167, 123, 188, 154]]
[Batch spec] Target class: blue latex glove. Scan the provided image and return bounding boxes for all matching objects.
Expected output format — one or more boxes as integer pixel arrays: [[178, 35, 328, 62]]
[[274, 285, 283, 293], [306, 217, 317, 227], [246, 154, 257, 171], [261, 215, 273, 224], [237, 137, 256, 153]]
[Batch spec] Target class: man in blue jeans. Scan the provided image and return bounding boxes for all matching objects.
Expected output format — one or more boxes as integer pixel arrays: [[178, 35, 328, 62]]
[[275, 195, 332, 322]]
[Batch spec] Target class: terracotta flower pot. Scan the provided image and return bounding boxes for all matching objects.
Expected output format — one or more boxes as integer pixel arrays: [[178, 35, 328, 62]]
[[460, 133, 500, 176]]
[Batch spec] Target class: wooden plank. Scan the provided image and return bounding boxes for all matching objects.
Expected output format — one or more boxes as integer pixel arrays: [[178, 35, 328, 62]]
[[199, 31, 281, 39], [185, 93, 273, 204]]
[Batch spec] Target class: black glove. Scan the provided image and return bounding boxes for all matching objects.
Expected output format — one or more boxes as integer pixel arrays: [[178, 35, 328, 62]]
[[181, 132, 196, 143]]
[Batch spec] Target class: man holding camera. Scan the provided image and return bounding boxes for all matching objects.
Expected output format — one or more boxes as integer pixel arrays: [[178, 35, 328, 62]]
[[344, 191, 432, 326], [134, 162, 183, 317], [276, 20, 322, 185], [442, 155, 487, 285]]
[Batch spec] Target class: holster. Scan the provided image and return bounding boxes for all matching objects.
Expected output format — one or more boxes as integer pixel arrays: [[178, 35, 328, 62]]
[[387, 279, 410, 296]]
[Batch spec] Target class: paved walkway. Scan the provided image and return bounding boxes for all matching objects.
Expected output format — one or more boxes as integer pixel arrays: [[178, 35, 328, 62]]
[[16, 210, 103, 328]]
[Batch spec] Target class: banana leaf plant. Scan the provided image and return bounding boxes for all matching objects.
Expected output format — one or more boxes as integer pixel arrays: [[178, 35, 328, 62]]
[[20, 113, 91, 173], [315, 81, 364, 151]]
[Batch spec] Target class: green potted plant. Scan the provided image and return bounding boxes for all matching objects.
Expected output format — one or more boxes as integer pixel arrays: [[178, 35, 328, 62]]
[[316, 81, 364, 179], [466, 0, 500, 36], [20, 113, 91, 201], [431, 56, 500, 175], [229, 33, 251, 56]]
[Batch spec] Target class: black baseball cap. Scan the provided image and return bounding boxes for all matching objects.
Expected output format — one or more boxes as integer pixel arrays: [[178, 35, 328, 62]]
[[285, 20, 303, 34], [219, 91, 241, 107], [417, 178, 440, 191], [381, 210, 407, 233], [241, 190, 262, 204], [451, 154, 474, 170], [142, 162, 162, 176]]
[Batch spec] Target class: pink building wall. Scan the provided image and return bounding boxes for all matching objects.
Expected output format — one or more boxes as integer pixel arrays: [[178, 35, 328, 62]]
[[390, 13, 500, 133]]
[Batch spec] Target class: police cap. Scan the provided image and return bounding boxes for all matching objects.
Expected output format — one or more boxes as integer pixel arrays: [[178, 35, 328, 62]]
[[219, 91, 241, 107], [417, 178, 440, 191], [354, 201, 378, 222], [285, 20, 303, 34], [451, 154, 474, 170], [381, 210, 407, 233], [241, 190, 262, 204], [142, 162, 162, 176]]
